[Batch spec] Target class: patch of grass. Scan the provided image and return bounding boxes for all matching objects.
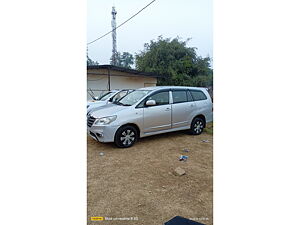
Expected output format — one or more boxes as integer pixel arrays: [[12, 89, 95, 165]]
[[204, 122, 213, 135]]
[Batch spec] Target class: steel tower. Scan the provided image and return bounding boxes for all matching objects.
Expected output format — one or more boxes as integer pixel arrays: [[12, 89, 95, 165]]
[[111, 6, 117, 65]]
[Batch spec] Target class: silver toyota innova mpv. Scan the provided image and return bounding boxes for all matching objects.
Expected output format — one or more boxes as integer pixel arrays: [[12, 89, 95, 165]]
[[87, 86, 213, 148]]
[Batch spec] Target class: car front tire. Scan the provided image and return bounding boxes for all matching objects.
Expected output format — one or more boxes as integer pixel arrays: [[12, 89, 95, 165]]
[[114, 125, 138, 148]]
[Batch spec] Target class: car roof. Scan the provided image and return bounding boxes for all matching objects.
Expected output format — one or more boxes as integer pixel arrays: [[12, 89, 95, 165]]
[[112, 89, 134, 91], [137, 86, 207, 91]]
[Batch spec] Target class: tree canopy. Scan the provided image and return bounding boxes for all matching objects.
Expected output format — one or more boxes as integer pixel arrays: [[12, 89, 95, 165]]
[[111, 52, 134, 69], [87, 55, 99, 66], [135, 37, 213, 87]]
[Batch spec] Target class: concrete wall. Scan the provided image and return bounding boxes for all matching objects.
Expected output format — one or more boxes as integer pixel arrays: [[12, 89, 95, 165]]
[[87, 68, 157, 100]]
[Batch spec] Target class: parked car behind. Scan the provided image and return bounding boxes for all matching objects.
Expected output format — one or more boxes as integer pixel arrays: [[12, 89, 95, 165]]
[[87, 86, 213, 148], [87, 89, 133, 115]]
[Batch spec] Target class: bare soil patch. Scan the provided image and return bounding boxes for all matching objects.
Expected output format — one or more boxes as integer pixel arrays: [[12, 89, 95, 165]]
[[87, 130, 213, 225]]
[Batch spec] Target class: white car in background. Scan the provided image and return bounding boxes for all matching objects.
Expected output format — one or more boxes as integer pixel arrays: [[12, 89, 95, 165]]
[[87, 89, 133, 114]]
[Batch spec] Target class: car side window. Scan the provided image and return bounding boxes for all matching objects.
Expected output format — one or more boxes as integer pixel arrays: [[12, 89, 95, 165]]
[[190, 90, 207, 101], [172, 91, 188, 104], [147, 91, 169, 106]]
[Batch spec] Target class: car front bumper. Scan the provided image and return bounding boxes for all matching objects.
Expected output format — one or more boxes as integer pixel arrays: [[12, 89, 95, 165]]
[[87, 124, 119, 143]]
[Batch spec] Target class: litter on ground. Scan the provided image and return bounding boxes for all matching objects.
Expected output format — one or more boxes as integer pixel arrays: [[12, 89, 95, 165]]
[[179, 155, 188, 161]]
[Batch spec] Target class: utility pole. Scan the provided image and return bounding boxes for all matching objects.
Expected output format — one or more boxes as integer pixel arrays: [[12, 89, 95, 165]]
[[111, 6, 117, 65], [108, 68, 111, 91]]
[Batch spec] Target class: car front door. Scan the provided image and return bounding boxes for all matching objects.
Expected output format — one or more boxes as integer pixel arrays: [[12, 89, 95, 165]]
[[143, 91, 171, 133]]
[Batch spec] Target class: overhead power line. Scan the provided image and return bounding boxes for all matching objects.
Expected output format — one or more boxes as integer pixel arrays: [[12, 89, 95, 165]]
[[87, 0, 157, 45]]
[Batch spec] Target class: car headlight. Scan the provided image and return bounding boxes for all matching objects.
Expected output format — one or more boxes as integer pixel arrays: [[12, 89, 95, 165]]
[[94, 116, 117, 125]]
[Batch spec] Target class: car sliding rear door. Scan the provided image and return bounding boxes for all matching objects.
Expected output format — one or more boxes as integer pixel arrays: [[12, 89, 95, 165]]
[[171, 90, 195, 129]]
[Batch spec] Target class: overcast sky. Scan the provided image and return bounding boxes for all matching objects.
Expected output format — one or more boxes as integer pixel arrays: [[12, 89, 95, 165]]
[[87, 0, 212, 66]]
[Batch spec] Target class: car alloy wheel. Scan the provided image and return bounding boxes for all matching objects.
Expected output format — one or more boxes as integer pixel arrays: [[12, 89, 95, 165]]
[[115, 125, 138, 148], [120, 129, 135, 146], [190, 117, 205, 135], [194, 120, 204, 134]]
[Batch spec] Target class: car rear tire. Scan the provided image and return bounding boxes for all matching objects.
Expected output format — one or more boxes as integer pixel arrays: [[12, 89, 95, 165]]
[[114, 125, 138, 148], [190, 117, 205, 135]]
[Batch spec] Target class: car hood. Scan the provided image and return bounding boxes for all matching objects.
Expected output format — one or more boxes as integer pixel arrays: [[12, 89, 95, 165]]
[[87, 100, 106, 106], [90, 104, 130, 118]]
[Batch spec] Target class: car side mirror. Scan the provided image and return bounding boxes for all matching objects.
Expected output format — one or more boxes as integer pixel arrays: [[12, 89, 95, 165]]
[[145, 100, 156, 106]]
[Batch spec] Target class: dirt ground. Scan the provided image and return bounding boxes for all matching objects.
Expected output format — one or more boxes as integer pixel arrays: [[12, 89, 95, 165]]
[[87, 129, 213, 225]]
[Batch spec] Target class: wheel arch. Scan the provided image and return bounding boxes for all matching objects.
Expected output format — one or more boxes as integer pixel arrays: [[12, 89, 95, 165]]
[[115, 123, 141, 138]]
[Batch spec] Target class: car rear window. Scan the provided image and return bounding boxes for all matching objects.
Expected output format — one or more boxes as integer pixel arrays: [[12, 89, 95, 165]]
[[190, 90, 207, 101]]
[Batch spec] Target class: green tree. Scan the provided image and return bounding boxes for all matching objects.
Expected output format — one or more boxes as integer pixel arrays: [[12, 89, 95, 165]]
[[135, 36, 213, 87], [87, 55, 99, 66], [120, 52, 134, 68], [111, 52, 134, 68]]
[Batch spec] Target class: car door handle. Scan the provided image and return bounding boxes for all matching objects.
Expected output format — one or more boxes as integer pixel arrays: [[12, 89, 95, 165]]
[[165, 108, 171, 111]]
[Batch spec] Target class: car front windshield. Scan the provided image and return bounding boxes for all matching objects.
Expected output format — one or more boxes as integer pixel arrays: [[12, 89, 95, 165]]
[[99, 92, 116, 101], [117, 90, 150, 106], [111, 91, 127, 102]]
